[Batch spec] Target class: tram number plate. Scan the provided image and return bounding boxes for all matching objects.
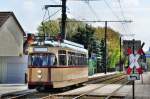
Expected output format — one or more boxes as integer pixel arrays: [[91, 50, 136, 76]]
[[128, 74, 140, 81]]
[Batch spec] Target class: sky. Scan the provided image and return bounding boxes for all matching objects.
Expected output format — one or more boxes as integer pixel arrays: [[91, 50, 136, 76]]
[[0, 0, 150, 51]]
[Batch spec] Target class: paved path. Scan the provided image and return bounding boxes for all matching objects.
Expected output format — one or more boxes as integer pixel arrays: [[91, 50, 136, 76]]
[[0, 84, 27, 97], [125, 72, 150, 99], [88, 72, 117, 79], [57, 84, 132, 97]]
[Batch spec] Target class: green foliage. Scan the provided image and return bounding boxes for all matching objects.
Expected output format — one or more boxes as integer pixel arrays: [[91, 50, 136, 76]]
[[71, 24, 95, 51], [107, 28, 120, 68], [66, 19, 85, 40], [94, 27, 120, 69], [99, 39, 105, 72], [37, 18, 85, 38], [37, 20, 60, 36]]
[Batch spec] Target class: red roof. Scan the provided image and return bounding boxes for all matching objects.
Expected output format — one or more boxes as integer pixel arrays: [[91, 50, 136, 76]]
[[0, 12, 26, 36]]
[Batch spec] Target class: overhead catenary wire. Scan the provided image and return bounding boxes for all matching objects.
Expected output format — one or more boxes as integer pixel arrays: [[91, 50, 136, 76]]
[[117, 0, 126, 20], [103, 0, 121, 20], [84, 1, 100, 21], [47, 9, 55, 36], [72, 0, 127, 35], [46, 0, 132, 39], [41, 8, 61, 37], [43, 9, 61, 21], [103, 0, 129, 35], [82, 0, 132, 38], [117, 0, 132, 33], [41, 10, 48, 36]]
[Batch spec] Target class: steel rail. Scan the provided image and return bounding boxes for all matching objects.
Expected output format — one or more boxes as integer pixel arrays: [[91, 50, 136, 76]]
[[87, 73, 124, 84], [105, 81, 130, 99], [10, 90, 37, 99], [1, 89, 37, 99]]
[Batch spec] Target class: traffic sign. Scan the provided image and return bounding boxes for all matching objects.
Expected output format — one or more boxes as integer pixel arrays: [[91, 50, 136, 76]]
[[126, 43, 145, 81], [126, 48, 143, 75], [128, 72, 140, 80], [145, 54, 150, 58]]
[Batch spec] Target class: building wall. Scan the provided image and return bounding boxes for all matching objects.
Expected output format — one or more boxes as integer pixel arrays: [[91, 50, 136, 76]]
[[0, 15, 26, 83], [0, 57, 7, 83], [0, 16, 23, 56], [0, 55, 28, 83]]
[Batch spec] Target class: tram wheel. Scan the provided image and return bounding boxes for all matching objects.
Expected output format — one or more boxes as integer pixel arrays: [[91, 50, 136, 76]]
[[36, 86, 45, 92], [28, 85, 35, 89]]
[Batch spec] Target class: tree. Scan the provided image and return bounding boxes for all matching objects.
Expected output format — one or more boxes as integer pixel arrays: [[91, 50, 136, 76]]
[[91, 40, 102, 72], [37, 18, 85, 39], [71, 24, 95, 57], [38, 20, 60, 36], [99, 39, 105, 72]]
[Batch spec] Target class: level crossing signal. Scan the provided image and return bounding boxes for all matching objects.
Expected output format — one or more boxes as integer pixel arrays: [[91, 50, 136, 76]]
[[126, 43, 145, 80]]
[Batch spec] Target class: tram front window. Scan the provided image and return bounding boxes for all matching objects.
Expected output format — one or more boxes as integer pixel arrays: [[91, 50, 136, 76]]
[[29, 53, 56, 67]]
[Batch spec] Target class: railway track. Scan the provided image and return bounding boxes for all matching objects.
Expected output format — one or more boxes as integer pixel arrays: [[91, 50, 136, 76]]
[[40, 73, 129, 99], [1, 89, 37, 99], [2, 73, 129, 99], [1, 89, 63, 99], [70, 74, 129, 99]]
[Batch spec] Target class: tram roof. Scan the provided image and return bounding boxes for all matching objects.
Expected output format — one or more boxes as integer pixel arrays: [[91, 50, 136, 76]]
[[33, 40, 88, 53]]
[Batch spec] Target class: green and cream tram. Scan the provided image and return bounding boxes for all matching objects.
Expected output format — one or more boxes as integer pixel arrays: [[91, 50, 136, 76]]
[[27, 39, 88, 90]]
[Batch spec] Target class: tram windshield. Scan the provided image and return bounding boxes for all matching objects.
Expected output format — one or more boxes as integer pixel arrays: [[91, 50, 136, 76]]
[[28, 53, 56, 67]]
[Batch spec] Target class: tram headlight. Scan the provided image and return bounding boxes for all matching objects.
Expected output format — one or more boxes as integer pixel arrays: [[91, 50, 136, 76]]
[[37, 70, 42, 79], [28, 47, 33, 53], [37, 70, 42, 74], [37, 75, 42, 79]]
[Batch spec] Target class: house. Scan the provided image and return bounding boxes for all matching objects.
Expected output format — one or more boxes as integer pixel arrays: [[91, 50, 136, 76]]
[[0, 12, 27, 83]]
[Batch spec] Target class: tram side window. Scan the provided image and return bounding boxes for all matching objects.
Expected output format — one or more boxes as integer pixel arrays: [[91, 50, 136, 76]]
[[78, 54, 81, 65], [81, 55, 84, 65], [84, 57, 88, 65], [81, 54, 87, 65], [59, 50, 66, 65], [68, 52, 73, 65], [68, 52, 87, 66], [47, 54, 57, 66], [68, 52, 76, 66]]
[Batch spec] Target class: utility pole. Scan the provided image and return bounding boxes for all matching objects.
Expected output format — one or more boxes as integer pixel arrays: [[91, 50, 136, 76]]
[[45, 0, 67, 40], [119, 36, 122, 71], [103, 21, 132, 74], [61, 0, 67, 40], [132, 39, 135, 99], [104, 21, 107, 74]]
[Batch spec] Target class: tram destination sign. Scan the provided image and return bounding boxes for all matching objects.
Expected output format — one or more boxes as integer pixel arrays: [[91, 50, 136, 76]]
[[34, 47, 48, 52]]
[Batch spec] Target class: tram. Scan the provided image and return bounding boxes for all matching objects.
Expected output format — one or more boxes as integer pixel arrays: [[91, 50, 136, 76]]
[[27, 37, 88, 90]]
